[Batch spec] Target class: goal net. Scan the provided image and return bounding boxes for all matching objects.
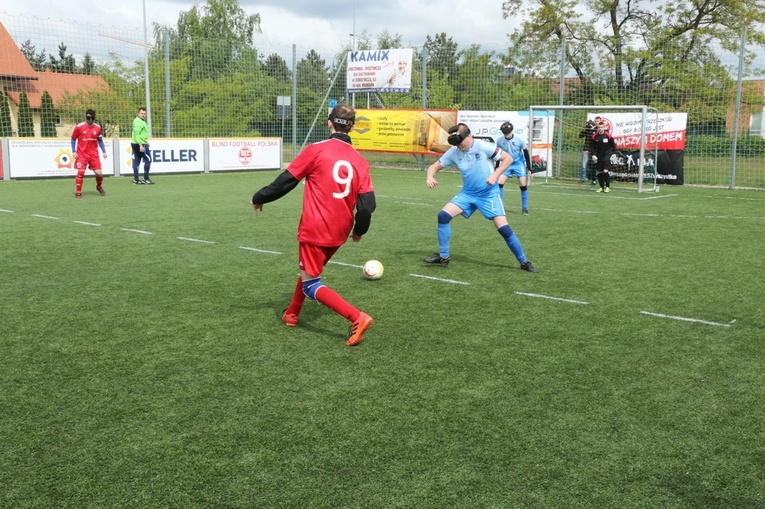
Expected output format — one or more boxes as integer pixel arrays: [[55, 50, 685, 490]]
[[529, 105, 660, 192]]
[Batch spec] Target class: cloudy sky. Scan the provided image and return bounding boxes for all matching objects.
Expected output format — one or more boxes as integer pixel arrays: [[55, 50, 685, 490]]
[[1, 0, 519, 57]]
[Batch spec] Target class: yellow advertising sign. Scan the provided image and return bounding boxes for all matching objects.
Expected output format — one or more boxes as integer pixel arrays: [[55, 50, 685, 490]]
[[349, 109, 458, 155]]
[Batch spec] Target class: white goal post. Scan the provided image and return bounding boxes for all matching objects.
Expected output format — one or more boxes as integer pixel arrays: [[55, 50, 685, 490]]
[[529, 105, 659, 192]]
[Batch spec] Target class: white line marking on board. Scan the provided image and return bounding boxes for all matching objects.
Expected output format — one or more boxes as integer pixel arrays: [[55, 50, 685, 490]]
[[408, 273, 470, 285], [239, 246, 282, 255], [121, 228, 154, 234], [640, 311, 733, 327], [515, 292, 589, 305], [329, 260, 363, 268], [73, 221, 101, 226], [178, 237, 215, 244], [0, 209, 14, 213], [31, 214, 59, 219]]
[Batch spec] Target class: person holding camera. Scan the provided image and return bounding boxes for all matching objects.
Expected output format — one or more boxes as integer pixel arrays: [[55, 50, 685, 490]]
[[578, 115, 601, 183]]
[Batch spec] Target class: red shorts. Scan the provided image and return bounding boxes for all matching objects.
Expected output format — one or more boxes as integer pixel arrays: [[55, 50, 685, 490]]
[[298, 242, 340, 277], [74, 156, 102, 171]]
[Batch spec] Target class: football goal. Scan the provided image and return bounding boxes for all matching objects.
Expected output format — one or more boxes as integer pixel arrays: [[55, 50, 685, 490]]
[[529, 105, 660, 192]]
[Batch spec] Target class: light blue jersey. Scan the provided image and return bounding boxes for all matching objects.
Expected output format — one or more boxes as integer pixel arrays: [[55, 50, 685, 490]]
[[496, 134, 528, 178], [438, 139, 503, 197]]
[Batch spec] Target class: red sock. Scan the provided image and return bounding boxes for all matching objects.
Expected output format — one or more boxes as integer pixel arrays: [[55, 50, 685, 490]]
[[315, 285, 359, 321], [75, 171, 84, 193], [285, 277, 306, 316], [96, 174, 104, 189]]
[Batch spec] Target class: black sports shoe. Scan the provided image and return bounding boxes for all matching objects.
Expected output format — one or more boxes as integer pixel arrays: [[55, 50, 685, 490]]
[[133, 179, 144, 185], [522, 209, 528, 215], [97, 187, 106, 196], [423, 253, 450, 266], [144, 178, 154, 185], [521, 261, 538, 273]]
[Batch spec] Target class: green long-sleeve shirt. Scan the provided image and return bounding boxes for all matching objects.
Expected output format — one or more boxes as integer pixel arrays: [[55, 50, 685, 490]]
[[131, 116, 148, 144]]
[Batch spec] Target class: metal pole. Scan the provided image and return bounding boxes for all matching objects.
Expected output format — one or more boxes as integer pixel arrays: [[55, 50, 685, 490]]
[[164, 28, 170, 137], [351, 0, 356, 109], [730, 27, 746, 189], [292, 44, 297, 161], [554, 35, 566, 180], [142, 0, 152, 136]]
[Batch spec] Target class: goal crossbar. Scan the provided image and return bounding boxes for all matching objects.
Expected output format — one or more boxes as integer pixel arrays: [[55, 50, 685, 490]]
[[529, 105, 659, 192]]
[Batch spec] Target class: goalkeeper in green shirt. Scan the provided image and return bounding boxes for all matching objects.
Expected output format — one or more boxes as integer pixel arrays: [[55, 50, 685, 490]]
[[131, 107, 153, 184]]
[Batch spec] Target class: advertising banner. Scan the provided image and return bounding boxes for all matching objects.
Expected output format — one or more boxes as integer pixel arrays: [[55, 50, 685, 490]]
[[209, 138, 282, 172], [118, 138, 204, 175], [8, 139, 115, 178], [590, 112, 687, 185], [458, 110, 556, 177], [347, 49, 414, 93], [350, 109, 457, 155]]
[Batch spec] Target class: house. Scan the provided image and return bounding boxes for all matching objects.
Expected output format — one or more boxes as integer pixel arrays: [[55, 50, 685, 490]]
[[726, 79, 765, 137], [0, 21, 109, 137]]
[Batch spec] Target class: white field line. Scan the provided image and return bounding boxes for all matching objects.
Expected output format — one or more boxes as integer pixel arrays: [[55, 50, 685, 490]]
[[328, 260, 363, 268], [239, 246, 283, 255], [121, 228, 154, 235], [514, 292, 589, 305], [73, 221, 101, 226], [640, 311, 734, 328], [394, 201, 432, 206], [31, 214, 59, 219], [0, 209, 14, 213], [178, 237, 215, 244], [408, 273, 470, 285]]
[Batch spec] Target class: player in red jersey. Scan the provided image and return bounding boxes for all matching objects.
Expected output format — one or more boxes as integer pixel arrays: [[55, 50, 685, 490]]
[[71, 108, 108, 198], [251, 103, 376, 346]]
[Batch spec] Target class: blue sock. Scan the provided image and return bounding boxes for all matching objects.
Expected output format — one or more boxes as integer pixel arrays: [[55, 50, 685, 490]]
[[497, 224, 527, 263], [521, 188, 528, 210], [437, 210, 452, 258]]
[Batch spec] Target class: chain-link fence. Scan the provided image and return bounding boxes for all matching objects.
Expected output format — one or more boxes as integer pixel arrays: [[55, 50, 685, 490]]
[[2, 11, 764, 188]]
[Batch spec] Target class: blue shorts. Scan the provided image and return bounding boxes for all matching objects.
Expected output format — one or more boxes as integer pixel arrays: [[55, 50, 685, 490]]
[[502, 165, 527, 179], [450, 190, 506, 220]]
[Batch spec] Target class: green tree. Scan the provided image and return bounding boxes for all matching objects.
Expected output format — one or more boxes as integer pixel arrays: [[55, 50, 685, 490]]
[[19, 39, 47, 71], [0, 93, 12, 136], [17, 92, 34, 137], [262, 53, 291, 82], [501, 0, 765, 123], [40, 91, 57, 137], [49, 42, 76, 73], [423, 33, 459, 83], [81, 53, 95, 75]]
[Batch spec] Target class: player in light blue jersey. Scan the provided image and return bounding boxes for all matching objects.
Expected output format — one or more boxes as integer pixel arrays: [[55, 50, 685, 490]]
[[495, 121, 532, 214], [422, 123, 537, 273]]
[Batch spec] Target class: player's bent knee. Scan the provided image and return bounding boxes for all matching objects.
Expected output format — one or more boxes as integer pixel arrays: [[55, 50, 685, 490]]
[[437, 210, 453, 224], [302, 277, 324, 300], [497, 224, 514, 239]]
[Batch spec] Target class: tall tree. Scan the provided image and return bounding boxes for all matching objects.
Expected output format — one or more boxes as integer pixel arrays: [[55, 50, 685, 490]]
[[501, 0, 765, 113], [40, 91, 57, 137], [17, 92, 34, 137], [0, 93, 12, 137], [423, 33, 459, 81], [49, 43, 77, 73], [262, 53, 291, 82], [20, 39, 47, 71], [81, 53, 95, 75]]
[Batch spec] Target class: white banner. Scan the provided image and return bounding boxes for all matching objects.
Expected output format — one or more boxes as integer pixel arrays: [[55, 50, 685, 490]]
[[347, 48, 414, 93], [8, 139, 115, 178], [457, 110, 556, 176], [118, 138, 204, 175], [589, 112, 687, 150], [209, 138, 282, 171]]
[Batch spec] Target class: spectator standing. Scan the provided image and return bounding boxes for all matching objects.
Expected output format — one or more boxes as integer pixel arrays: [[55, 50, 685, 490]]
[[131, 107, 153, 185]]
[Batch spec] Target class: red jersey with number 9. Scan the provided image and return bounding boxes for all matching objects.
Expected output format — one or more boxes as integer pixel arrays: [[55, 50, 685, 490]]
[[71, 122, 104, 160], [287, 137, 373, 247]]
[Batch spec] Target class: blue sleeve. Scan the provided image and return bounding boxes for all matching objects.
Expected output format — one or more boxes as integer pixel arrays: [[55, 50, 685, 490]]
[[71, 139, 76, 153], [98, 138, 106, 153]]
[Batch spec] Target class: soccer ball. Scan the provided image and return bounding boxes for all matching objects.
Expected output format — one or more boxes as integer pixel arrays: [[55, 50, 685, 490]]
[[362, 260, 384, 280]]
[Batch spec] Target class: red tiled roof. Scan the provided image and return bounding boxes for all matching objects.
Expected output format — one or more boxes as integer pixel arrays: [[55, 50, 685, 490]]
[[6, 68, 109, 108], [0, 21, 36, 79]]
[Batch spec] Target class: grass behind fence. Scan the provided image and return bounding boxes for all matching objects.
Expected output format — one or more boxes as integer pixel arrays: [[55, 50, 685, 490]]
[[1, 172, 764, 508]]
